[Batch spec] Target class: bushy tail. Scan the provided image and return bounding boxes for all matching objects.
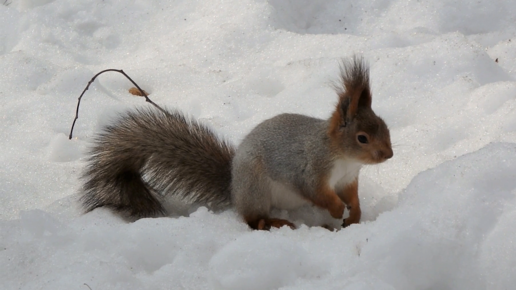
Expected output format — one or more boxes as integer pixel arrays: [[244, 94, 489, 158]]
[[80, 107, 235, 218]]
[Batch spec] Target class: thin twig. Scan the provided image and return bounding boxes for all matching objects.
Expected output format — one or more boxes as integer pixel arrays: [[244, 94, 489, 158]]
[[84, 283, 93, 290], [69, 69, 167, 139]]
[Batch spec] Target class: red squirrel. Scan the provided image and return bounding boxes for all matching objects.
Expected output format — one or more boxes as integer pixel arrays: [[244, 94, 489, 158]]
[[80, 56, 393, 230]]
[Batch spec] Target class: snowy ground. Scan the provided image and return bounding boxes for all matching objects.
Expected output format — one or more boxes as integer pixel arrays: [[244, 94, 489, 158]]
[[1, 0, 516, 289]]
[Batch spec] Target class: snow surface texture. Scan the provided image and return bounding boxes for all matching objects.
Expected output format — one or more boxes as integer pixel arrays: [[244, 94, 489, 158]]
[[1, 0, 516, 289]]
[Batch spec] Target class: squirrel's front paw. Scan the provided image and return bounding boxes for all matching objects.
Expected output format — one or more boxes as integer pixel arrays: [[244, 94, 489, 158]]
[[329, 202, 345, 219], [342, 218, 360, 228]]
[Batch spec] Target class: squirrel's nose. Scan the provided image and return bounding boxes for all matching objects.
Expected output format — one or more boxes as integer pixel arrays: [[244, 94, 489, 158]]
[[383, 148, 393, 159], [385, 148, 394, 159]]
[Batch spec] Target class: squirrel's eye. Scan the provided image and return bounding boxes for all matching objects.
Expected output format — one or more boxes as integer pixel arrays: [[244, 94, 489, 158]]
[[357, 134, 369, 144]]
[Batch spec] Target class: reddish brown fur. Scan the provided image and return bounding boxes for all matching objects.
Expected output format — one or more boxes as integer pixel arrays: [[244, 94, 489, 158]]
[[338, 178, 361, 227], [328, 105, 343, 144], [310, 181, 345, 219]]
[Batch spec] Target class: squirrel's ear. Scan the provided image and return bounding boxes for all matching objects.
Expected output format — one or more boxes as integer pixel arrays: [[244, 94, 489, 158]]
[[346, 84, 372, 118], [339, 56, 372, 119]]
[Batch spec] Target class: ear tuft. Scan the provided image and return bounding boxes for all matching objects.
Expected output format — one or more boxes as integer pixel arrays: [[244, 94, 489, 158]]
[[333, 56, 372, 118]]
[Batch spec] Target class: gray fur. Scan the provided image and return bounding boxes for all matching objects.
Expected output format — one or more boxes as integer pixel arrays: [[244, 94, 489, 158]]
[[81, 108, 235, 218], [231, 114, 335, 221]]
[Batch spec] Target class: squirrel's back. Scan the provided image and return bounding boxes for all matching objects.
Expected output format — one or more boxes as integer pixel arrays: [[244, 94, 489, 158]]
[[81, 108, 235, 218], [231, 113, 336, 221], [234, 113, 332, 184]]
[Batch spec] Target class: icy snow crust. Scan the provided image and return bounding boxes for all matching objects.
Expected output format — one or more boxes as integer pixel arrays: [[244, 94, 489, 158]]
[[1, 0, 516, 289]]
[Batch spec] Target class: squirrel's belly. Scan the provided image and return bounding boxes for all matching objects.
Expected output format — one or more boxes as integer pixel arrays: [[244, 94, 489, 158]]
[[328, 159, 362, 190], [269, 179, 309, 210]]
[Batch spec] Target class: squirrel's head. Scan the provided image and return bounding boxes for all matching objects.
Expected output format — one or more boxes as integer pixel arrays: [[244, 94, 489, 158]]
[[328, 57, 393, 164]]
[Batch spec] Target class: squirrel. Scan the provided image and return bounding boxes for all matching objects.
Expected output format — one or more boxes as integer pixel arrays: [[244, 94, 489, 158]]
[[80, 56, 393, 230]]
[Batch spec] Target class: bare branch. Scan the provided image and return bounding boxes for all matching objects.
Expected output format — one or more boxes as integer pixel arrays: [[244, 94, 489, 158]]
[[69, 69, 167, 139]]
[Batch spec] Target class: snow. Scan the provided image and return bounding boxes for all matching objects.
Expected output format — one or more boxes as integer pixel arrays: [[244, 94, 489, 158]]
[[1, 0, 516, 289]]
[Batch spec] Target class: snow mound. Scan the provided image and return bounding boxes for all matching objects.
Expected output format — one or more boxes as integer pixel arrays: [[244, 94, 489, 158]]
[[2, 0, 516, 289], [2, 143, 515, 289]]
